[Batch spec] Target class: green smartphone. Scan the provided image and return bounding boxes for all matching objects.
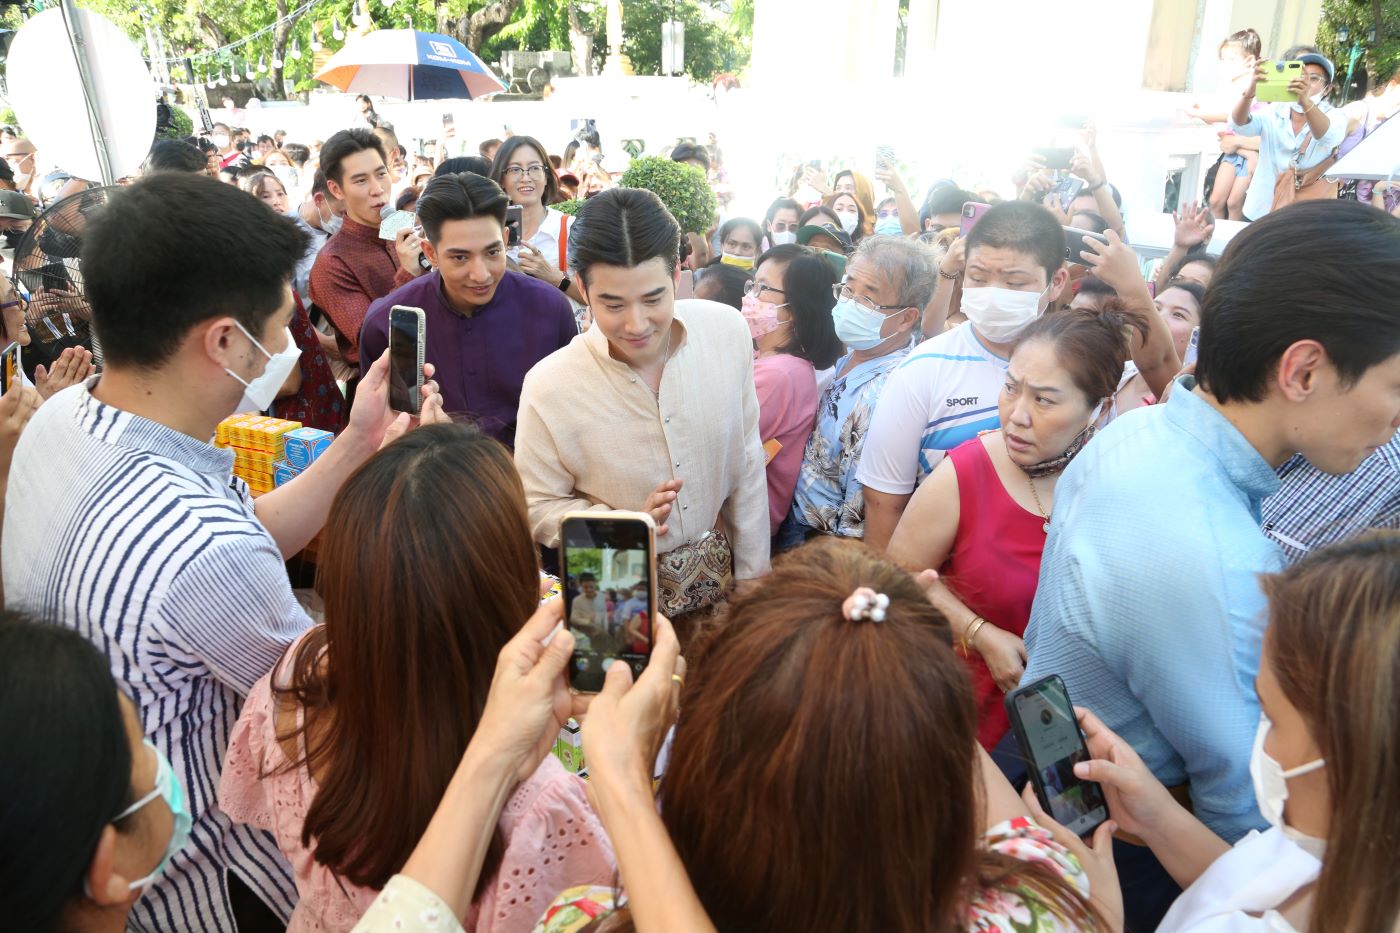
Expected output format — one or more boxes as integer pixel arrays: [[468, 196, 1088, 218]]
[[1256, 60, 1304, 103]]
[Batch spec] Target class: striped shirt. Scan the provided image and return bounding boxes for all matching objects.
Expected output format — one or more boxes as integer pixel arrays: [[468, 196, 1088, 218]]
[[1262, 437, 1400, 562], [3, 380, 305, 932]]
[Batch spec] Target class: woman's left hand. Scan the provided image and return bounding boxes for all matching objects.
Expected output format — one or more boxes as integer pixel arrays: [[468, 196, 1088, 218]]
[[1020, 784, 1124, 933], [517, 243, 562, 285]]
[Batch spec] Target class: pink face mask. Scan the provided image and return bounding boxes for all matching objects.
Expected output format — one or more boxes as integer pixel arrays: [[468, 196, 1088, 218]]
[[741, 293, 789, 340]]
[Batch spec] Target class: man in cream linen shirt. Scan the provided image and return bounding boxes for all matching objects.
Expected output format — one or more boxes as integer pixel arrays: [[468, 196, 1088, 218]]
[[515, 187, 770, 589]]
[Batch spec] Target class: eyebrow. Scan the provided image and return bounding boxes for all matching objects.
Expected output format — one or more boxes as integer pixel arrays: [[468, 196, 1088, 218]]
[[1006, 372, 1062, 394], [597, 286, 668, 302], [968, 263, 1036, 276], [445, 239, 504, 256]]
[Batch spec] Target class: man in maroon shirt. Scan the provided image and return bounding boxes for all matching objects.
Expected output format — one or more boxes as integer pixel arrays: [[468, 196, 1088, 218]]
[[358, 173, 576, 445], [309, 128, 426, 366]]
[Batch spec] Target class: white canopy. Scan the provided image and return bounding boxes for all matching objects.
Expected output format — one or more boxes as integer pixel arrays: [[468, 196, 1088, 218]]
[[1327, 115, 1400, 182]]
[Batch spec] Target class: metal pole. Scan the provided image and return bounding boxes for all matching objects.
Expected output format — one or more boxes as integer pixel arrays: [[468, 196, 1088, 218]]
[[59, 0, 115, 184]]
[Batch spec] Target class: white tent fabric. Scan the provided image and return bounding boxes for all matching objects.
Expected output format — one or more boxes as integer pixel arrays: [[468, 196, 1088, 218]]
[[1327, 115, 1400, 182]]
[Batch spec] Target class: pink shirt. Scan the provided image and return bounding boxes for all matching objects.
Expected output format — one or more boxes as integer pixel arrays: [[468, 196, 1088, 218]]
[[218, 632, 616, 933], [754, 353, 819, 535]]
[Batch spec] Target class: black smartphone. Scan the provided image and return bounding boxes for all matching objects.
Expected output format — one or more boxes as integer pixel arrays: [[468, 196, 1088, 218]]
[[561, 511, 657, 693], [387, 305, 425, 415], [1033, 147, 1075, 171], [505, 204, 523, 247], [1005, 675, 1109, 837], [1063, 226, 1110, 266], [1, 341, 20, 394]]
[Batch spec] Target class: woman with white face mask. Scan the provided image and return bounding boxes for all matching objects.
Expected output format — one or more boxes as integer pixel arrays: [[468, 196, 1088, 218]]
[[825, 192, 867, 246], [1067, 532, 1400, 932], [0, 612, 193, 933], [887, 308, 1138, 745]]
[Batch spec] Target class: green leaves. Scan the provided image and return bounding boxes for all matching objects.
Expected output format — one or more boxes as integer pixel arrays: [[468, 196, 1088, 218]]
[[618, 154, 716, 234]]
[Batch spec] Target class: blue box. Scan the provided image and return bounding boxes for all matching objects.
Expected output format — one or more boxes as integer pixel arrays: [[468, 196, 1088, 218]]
[[282, 427, 334, 471]]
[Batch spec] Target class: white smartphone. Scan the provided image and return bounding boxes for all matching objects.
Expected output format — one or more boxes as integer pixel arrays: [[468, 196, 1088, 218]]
[[388, 305, 426, 414]]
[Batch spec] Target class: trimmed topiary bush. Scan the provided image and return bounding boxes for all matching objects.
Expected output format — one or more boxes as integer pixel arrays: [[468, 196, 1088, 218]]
[[617, 155, 716, 235], [554, 198, 583, 216]]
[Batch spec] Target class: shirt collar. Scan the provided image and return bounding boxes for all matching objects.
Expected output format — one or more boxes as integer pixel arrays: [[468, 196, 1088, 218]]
[[583, 303, 692, 373], [1163, 376, 1280, 502], [74, 378, 235, 477], [338, 216, 383, 243]]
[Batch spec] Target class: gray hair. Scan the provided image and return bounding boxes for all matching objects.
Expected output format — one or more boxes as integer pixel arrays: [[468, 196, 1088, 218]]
[[850, 235, 938, 310]]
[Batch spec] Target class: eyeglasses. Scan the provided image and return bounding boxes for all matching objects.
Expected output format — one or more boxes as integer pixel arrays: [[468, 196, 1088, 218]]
[[744, 281, 784, 299], [503, 163, 547, 180], [832, 282, 908, 313], [1305, 73, 1328, 86]]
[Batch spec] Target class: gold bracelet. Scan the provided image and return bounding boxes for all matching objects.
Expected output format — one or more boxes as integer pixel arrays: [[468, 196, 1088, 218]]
[[961, 616, 988, 654]]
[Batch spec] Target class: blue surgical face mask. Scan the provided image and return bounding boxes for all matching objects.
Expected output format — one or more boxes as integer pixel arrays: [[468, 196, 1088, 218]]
[[874, 216, 903, 237], [88, 740, 193, 897], [832, 295, 904, 351]]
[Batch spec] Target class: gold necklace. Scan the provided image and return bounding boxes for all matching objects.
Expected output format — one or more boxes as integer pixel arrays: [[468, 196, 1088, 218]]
[[642, 324, 674, 397], [1027, 475, 1051, 534]]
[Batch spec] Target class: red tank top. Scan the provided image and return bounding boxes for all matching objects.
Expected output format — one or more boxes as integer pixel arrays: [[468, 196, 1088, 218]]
[[942, 436, 1048, 750]]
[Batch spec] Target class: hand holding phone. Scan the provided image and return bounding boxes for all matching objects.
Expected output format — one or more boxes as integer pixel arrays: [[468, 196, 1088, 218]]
[[1182, 326, 1200, 367], [1, 341, 21, 395], [1254, 60, 1304, 103], [505, 204, 523, 247], [387, 305, 425, 415], [562, 511, 658, 693], [1005, 675, 1110, 838], [959, 201, 991, 238], [1062, 226, 1112, 267]]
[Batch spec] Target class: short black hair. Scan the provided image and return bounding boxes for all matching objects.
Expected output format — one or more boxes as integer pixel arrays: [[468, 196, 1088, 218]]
[[965, 200, 1065, 281], [82, 173, 308, 368], [145, 140, 208, 174], [923, 187, 978, 222], [436, 156, 492, 179], [755, 243, 844, 370], [569, 187, 681, 286], [1197, 200, 1400, 403], [718, 217, 763, 250], [256, 134, 274, 145], [579, 572, 596, 582], [416, 172, 509, 243], [1069, 211, 1110, 235], [694, 260, 748, 310], [670, 142, 711, 171], [310, 168, 330, 198], [282, 142, 310, 167], [489, 135, 559, 205], [1160, 277, 1206, 308], [764, 197, 801, 228], [1171, 248, 1218, 278], [0, 157, 12, 184], [478, 137, 502, 158], [1075, 274, 1116, 299], [800, 205, 840, 228], [320, 128, 386, 187]]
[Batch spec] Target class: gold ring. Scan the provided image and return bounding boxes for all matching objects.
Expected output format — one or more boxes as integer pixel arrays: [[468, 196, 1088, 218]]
[[671, 674, 685, 688]]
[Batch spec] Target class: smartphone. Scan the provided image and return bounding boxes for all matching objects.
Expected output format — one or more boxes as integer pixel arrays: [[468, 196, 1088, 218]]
[[505, 204, 523, 247], [1, 341, 20, 394], [875, 145, 895, 170], [1256, 59, 1304, 103], [561, 511, 657, 693], [387, 305, 425, 415], [442, 112, 454, 127], [1033, 147, 1075, 171], [1063, 226, 1110, 266], [1052, 176, 1086, 213], [1005, 675, 1110, 838], [379, 209, 417, 240], [959, 201, 992, 238], [1183, 325, 1200, 367]]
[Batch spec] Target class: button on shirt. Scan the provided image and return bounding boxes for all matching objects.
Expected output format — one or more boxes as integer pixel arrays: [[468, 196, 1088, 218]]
[[309, 216, 416, 365], [1262, 436, 1400, 562], [3, 381, 306, 932], [1022, 378, 1283, 843], [1230, 100, 1348, 220], [359, 269, 577, 446], [514, 298, 770, 579]]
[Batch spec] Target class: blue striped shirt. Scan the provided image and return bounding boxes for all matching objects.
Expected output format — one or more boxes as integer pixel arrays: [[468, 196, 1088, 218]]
[[1262, 437, 1400, 562], [3, 382, 305, 932]]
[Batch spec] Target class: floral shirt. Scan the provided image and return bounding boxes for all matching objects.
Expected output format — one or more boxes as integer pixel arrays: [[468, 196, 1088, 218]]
[[787, 343, 911, 538]]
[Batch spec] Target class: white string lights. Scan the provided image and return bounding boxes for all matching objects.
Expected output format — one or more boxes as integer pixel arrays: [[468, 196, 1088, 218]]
[[149, 0, 351, 70]]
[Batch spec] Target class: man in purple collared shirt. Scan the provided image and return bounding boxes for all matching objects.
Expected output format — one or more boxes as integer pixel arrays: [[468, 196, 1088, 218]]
[[360, 172, 577, 445]]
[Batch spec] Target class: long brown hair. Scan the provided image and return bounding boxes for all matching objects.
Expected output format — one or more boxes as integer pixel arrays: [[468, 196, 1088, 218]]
[[1264, 532, 1400, 933], [276, 423, 539, 892], [654, 539, 1099, 932]]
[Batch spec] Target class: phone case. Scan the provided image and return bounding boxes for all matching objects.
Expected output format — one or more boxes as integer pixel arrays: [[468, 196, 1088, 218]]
[[1256, 61, 1303, 103], [1004, 675, 1108, 837], [560, 510, 658, 693], [388, 306, 426, 415]]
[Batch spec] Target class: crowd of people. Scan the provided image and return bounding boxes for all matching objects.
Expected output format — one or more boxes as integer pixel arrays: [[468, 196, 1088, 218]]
[[0, 29, 1398, 933]]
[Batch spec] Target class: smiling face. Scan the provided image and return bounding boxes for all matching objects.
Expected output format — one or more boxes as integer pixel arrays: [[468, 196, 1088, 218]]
[[502, 143, 548, 208], [422, 215, 508, 310], [999, 339, 1098, 466], [1155, 286, 1201, 359], [327, 147, 391, 228], [579, 257, 677, 370]]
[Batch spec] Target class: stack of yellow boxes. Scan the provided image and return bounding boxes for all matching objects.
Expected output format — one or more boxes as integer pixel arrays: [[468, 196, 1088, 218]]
[[214, 415, 303, 494]]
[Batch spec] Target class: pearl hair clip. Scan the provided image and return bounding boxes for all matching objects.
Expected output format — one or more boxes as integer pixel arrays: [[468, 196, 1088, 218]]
[[842, 587, 889, 623]]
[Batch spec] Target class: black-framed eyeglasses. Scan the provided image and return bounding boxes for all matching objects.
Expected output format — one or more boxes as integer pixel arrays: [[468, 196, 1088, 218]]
[[503, 163, 548, 180], [832, 282, 907, 313], [744, 281, 784, 300]]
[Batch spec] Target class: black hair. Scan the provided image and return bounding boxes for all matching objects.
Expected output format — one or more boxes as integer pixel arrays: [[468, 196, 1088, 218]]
[[1170, 248, 1218, 279], [82, 172, 308, 368], [282, 142, 310, 167], [670, 143, 711, 172], [256, 134, 274, 146], [694, 260, 749, 311], [568, 187, 681, 286], [0, 157, 13, 184], [1219, 28, 1262, 59], [310, 168, 330, 199], [356, 94, 376, 110], [478, 138, 502, 159], [755, 243, 843, 370], [579, 572, 596, 583], [718, 217, 763, 252], [489, 135, 559, 206], [0, 611, 135, 932], [964, 200, 1065, 281], [395, 187, 419, 212], [1160, 277, 1206, 308], [923, 187, 978, 223], [416, 173, 510, 243], [574, 126, 601, 150], [764, 197, 801, 230], [319, 128, 386, 187], [800, 205, 840, 228], [1075, 274, 1116, 299], [1069, 211, 1110, 235], [1197, 200, 1400, 403], [435, 156, 492, 179], [144, 140, 207, 174]]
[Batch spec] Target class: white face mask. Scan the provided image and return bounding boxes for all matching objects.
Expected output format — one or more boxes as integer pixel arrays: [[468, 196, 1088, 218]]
[[836, 212, 859, 234], [769, 230, 797, 247], [318, 200, 343, 236], [270, 165, 297, 190], [961, 284, 1049, 344], [1292, 92, 1326, 113], [225, 323, 300, 414], [211, 133, 230, 150], [1250, 712, 1326, 859]]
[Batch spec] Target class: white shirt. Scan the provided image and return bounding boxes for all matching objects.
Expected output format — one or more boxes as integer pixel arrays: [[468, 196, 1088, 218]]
[[569, 591, 606, 628], [1158, 826, 1319, 931], [509, 206, 573, 272], [855, 322, 1009, 496]]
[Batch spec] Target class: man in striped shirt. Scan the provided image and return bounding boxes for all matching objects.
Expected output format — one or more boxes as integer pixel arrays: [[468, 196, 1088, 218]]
[[4, 173, 438, 932]]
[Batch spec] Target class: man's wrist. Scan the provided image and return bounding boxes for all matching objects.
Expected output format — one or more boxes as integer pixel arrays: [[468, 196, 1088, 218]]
[[1083, 180, 1106, 194]]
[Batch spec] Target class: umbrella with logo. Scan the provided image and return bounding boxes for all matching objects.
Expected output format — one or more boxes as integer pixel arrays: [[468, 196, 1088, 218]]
[[314, 29, 506, 100]]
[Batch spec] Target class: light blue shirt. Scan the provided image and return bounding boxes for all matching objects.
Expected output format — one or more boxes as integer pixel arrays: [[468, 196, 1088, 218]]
[[1230, 100, 1348, 220], [1022, 378, 1283, 843]]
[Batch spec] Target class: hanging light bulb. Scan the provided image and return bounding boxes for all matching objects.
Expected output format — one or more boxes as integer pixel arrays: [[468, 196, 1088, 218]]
[[257, 54, 268, 73], [289, 38, 302, 60], [383, 0, 395, 8], [245, 58, 256, 80], [310, 27, 322, 51], [354, 0, 370, 27], [218, 66, 228, 86], [332, 15, 345, 40], [273, 53, 284, 68]]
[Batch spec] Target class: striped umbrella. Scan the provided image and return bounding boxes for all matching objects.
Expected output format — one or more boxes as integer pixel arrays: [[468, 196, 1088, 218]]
[[314, 29, 506, 100]]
